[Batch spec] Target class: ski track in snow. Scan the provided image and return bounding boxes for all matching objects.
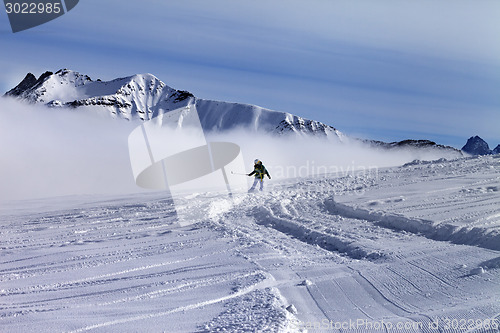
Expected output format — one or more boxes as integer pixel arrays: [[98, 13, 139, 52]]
[[1, 155, 499, 332]]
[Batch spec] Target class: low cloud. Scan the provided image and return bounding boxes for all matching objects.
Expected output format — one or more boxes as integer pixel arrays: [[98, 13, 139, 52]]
[[0, 98, 139, 201], [0, 99, 460, 201]]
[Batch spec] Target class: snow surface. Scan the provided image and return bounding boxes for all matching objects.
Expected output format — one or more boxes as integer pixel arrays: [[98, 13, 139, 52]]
[[1, 155, 499, 332]]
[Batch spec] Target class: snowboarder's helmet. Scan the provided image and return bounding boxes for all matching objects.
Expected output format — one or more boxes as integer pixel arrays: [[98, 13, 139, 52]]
[[254, 159, 261, 164]]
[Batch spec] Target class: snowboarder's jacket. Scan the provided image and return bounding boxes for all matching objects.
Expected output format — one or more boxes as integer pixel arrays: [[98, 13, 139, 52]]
[[249, 163, 270, 180]]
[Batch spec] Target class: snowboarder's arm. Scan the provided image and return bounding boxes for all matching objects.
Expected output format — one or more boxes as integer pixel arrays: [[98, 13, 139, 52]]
[[265, 169, 271, 179], [248, 170, 256, 176]]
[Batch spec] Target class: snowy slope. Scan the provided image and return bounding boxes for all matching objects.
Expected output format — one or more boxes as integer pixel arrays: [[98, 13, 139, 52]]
[[1, 154, 499, 332], [5, 69, 342, 139]]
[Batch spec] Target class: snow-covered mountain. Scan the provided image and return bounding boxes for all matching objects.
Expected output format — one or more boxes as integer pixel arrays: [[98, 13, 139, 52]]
[[462, 135, 500, 155], [5, 69, 342, 139], [5, 69, 466, 158]]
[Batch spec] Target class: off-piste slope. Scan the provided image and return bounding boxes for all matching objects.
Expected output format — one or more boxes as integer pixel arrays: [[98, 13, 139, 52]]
[[1, 154, 499, 332]]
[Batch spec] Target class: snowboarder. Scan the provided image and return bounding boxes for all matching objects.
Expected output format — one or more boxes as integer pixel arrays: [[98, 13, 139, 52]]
[[248, 159, 271, 192]]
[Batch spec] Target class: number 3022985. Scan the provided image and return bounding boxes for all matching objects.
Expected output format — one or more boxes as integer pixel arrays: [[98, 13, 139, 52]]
[[5, 2, 62, 14]]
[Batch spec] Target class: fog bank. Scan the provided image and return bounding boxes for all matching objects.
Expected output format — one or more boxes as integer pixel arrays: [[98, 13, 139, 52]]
[[0, 99, 460, 201]]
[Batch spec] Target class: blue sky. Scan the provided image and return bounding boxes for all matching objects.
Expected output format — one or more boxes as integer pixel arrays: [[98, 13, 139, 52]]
[[1, 0, 499, 148]]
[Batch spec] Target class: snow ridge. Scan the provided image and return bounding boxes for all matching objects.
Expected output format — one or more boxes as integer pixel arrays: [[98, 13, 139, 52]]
[[328, 201, 500, 251], [366, 139, 463, 157]]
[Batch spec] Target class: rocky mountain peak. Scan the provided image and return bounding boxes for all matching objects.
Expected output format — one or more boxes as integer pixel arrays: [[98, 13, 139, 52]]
[[5, 71, 52, 97], [462, 136, 492, 155]]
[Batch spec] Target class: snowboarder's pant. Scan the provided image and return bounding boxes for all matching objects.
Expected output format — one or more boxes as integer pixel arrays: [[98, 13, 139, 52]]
[[249, 177, 264, 191]]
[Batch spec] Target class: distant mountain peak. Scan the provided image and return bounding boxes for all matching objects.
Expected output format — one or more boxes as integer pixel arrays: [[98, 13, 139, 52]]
[[6, 71, 52, 97], [6, 72, 37, 96], [364, 138, 462, 156], [462, 136, 492, 155]]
